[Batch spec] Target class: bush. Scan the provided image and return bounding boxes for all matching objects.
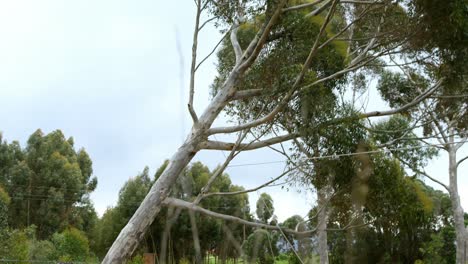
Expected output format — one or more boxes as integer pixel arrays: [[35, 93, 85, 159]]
[[52, 227, 90, 261]]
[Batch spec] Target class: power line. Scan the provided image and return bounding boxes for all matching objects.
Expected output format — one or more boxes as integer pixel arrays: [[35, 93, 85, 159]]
[[227, 140, 467, 168]]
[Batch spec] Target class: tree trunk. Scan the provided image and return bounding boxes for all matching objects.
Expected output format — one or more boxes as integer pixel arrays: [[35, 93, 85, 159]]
[[448, 144, 467, 264], [317, 185, 331, 264], [101, 54, 247, 261]]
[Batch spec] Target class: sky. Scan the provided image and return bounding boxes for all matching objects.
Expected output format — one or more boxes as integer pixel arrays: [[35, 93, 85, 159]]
[[0, 1, 466, 222]]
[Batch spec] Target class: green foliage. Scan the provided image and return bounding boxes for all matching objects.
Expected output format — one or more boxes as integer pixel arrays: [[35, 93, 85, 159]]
[[128, 254, 144, 264], [52, 227, 91, 261], [256, 193, 274, 223], [421, 231, 449, 264], [408, 0, 468, 79], [94, 161, 252, 263], [327, 153, 455, 263], [242, 229, 278, 264], [0, 129, 98, 239], [371, 115, 438, 170], [211, 2, 348, 135], [29, 239, 56, 262], [377, 71, 423, 110], [0, 185, 10, 231], [0, 229, 29, 262]]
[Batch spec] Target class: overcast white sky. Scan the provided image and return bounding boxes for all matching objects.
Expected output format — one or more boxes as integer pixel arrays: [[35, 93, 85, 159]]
[[0, 1, 466, 222]]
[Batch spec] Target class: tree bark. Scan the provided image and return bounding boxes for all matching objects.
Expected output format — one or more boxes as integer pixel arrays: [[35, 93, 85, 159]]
[[102, 69, 243, 263], [448, 143, 467, 264], [317, 185, 331, 264]]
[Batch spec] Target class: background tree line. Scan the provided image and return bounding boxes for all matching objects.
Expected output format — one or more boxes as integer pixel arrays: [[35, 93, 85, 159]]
[[0, 129, 464, 263]]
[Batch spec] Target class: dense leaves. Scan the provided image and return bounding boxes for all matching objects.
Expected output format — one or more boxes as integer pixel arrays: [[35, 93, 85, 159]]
[[0, 130, 98, 238]]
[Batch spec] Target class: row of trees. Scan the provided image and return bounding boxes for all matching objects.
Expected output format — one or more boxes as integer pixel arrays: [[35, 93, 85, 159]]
[[0, 130, 98, 262], [0, 129, 464, 263], [94, 154, 459, 263]]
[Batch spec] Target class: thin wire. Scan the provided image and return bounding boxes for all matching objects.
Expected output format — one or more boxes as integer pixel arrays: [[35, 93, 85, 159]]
[[5, 140, 465, 195], [212, 134, 228, 159], [227, 140, 467, 168], [8, 195, 246, 211]]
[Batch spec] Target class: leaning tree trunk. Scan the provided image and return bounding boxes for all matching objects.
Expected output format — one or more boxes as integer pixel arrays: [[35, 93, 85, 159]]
[[102, 70, 243, 263], [448, 143, 467, 264], [102, 2, 289, 260]]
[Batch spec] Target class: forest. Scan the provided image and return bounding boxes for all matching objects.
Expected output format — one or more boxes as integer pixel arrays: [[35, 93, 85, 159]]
[[1, 0, 467, 263]]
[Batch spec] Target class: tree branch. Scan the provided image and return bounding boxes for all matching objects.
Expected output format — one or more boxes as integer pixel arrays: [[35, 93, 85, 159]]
[[202, 168, 294, 199], [229, 88, 265, 101], [195, 30, 230, 72], [164, 197, 315, 236], [199, 133, 298, 151], [398, 157, 449, 192], [359, 79, 443, 118], [230, 20, 243, 64], [305, 0, 333, 17], [238, 0, 289, 72], [208, 0, 340, 135], [457, 154, 468, 168], [188, 0, 202, 124], [164, 197, 369, 236], [283, 0, 325, 12], [194, 131, 247, 204]]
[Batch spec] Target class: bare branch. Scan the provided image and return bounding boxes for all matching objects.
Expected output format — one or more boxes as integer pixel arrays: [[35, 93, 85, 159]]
[[199, 133, 298, 151], [457, 154, 468, 168], [164, 198, 370, 235], [360, 79, 443, 118], [305, 0, 333, 17], [189, 210, 202, 264], [238, 0, 290, 71], [202, 168, 294, 198], [164, 197, 314, 235], [283, 0, 325, 12], [198, 16, 216, 31], [398, 157, 449, 192], [188, 0, 202, 124], [195, 30, 229, 72], [229, 88, 265, 101], [283, 0, 382, 13], [231, 20, 243, 64], [349, 4, 386, 65], [194, 131, 250, 204]]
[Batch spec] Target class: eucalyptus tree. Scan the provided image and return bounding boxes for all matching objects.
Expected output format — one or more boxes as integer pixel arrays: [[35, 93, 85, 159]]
[[96, 161, 250, 263], [104, 0, 443, 262], [377, 70, 467, 262], [256, 193, 274, 224], [319, 151, 454, 263], [0, 130, 97, 239], [360, 0, 468, 260], [375, 6, 467, 257]]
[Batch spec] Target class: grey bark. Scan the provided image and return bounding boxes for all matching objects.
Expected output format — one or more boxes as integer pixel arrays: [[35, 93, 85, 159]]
[[448, 141, 467, 264], [317, 185, 331, 264], [102, 68, 243, 263]]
